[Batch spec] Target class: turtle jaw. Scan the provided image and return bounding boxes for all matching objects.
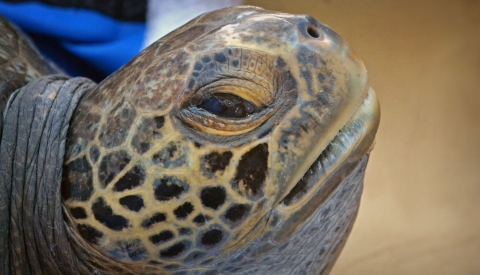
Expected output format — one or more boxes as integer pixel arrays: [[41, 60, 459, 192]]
[[279, 86, 380, 209], [224, 87, 380, 254]]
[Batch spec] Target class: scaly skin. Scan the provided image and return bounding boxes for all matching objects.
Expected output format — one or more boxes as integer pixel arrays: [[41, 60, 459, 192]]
[[0, 6, 380, 275]]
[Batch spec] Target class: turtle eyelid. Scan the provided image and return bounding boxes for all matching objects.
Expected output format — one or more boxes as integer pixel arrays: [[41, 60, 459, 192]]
[[197, 92, 260, 119]]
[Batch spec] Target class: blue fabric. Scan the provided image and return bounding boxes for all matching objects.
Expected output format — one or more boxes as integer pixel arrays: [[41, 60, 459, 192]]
[[0, 1, 146, 78]]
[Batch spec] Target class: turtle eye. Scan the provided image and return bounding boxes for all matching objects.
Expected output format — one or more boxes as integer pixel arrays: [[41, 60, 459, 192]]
[[198, 93, 260, 118]]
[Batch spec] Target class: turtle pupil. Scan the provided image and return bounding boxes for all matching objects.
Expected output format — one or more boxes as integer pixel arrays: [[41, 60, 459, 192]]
[[198, 93, 258, 118]]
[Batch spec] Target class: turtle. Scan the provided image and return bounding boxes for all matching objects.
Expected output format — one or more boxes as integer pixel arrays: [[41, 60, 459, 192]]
[[0, 5, 380, 275]]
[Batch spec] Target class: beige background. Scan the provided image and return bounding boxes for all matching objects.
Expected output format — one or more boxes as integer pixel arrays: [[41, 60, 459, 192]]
[[246, 0, 480, 274]]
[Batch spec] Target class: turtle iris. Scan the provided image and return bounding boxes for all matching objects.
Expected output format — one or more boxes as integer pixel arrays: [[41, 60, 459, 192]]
[[198, 93, 259, 118]]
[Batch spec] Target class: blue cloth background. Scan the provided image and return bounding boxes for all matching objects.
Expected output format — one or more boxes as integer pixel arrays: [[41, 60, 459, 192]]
[[0, 1, 146, 80]]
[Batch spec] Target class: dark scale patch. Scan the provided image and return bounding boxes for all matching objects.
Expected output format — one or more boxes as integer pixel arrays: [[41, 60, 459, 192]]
[[113, 166, 146, 192], [231, 59, 240, 68], [174, 202, 194, 219], [149, 230, 174, 245], [77, 224, 103, 245], [276, 57, 286, 67], [214, 52, 227, 63], [224, 204, 251, 223], [152, 141, 187, 168], [92, 197, 129, 231], [119, 195, 145, 212], [201, 229, 223, 246], [89, 145, 100, 163], [200, 151, 233, 178], [141, 213, 167, 229], [62, 156, 93, 201], [201, 55, 211, 63], [200, 186, 226, 210], [231, 143, 269, 199], [99, 100, 137, 148], [154, 116, 165, 127], [194, 61, 203, 71], [154, 176, 188, 201], [131, 116, 165, 154], [179, 228, 192, 235], [108, 239, 147, 262], [70, 207, 87, 219], [98, 150, 131, 188], [160, 242, 187, 258], [193, 214, 210, 225]]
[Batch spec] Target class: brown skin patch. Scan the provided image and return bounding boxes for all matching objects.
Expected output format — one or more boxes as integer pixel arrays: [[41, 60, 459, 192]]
[[99, 99, 136, 148], [160, 242, 189, 259], [149, 230, 175, 245], [131, 116, 165, 154], [62, 156, 93, 201], [76, 224, 103, 245], [98, 150, 131, 188], [132, 50, 192, 111], [113, 165, 146, 192], [224, 204, 251, 224], [70, 207, 87, 219], [200, 151, 233, 178], [141, 213, 167, 229], [231, 143, 269, 199], [119, 195, 145, 212], [152, 141, 187, 168], [200, 186, 227, 210], [92, 197, 130, 231], [154, 175, 189, 201]]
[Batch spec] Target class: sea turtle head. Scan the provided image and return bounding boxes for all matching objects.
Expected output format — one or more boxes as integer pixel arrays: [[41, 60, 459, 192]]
[[62, 6, 380, 272]]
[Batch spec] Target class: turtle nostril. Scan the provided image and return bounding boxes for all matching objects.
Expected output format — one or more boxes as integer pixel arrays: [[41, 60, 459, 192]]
[[307, 25, 320, 38]]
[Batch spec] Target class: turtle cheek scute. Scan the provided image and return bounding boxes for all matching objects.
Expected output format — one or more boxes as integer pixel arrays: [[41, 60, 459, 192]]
[[200, 186, 227, 210], [99, 100, 136, 148], [231, 143, 269, 200], [131, 116, 165, 154], [98, 150, 132, 188], [91, 197, 130, 231], [113, 165, 146, 192], [200, 151, 233, 178], [153, 175, 189, 201]]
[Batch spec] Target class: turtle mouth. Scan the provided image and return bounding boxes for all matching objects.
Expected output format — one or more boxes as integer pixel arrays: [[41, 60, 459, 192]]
[[279, 87, 380, 208]]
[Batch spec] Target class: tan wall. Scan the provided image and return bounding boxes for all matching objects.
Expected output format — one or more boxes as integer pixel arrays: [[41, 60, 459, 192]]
[[246, 0, 480, 274]]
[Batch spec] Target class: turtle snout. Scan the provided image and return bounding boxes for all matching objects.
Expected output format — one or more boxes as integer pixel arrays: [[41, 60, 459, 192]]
[[294, 15, 350, 55]]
